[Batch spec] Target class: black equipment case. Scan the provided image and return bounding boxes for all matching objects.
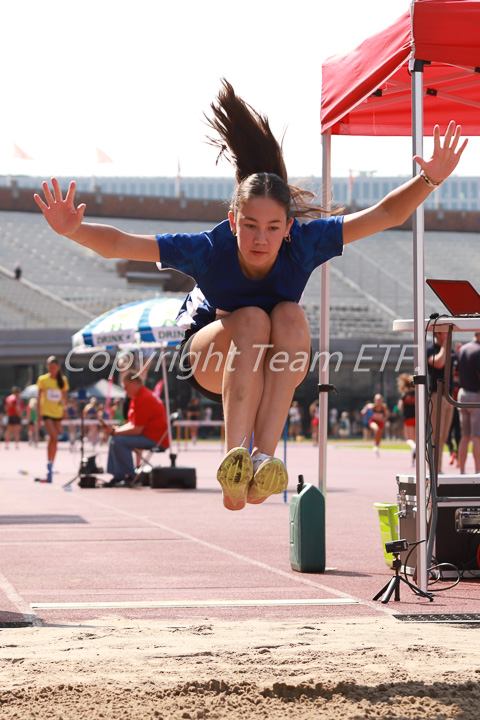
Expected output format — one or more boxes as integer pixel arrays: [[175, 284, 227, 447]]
[[79, 475, 97, 488], [397, 474, 480, 578], [436, 475, 480, 574], [150, 466, 196, 489]]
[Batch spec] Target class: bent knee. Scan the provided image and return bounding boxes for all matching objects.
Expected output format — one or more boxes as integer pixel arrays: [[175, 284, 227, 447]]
[[232, 306, 271, 325], [271, 302, 308, 326], [229, 306, 271, 341], [270, 302, 310, 341]]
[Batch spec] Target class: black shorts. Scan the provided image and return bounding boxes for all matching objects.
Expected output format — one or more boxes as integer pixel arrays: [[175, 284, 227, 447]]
[[178, 331, 223, 404], [42, 415, 62, 422], [7, 415, 21, 426]]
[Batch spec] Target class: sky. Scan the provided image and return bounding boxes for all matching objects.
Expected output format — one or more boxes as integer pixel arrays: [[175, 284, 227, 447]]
[[0, 0, 478, 181]]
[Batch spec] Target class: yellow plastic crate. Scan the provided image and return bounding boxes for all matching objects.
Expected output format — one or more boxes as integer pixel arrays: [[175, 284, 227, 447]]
[[373, 502, 399, 568]]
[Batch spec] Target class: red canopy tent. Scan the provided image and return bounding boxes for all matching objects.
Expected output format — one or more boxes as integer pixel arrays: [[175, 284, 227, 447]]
[[318, 0, 480, 591], [322, 0, 480, 136]]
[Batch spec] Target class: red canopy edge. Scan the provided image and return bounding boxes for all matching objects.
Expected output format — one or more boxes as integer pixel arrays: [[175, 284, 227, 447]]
[[321, 10, 411, 135], [321, 0, 480, 137], [414, 1, 480, 67]]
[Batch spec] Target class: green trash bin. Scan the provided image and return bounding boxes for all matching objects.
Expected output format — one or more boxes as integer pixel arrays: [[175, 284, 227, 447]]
[[373, 502, 399, 568]]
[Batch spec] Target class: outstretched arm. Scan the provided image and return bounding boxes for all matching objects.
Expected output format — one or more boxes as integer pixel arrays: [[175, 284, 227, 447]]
[[342, 122, 468, 245], [34, 178, 160, 261], [427, 333, 448, 369]]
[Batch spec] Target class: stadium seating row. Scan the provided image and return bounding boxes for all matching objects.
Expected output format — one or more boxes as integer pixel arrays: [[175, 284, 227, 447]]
[[2, 209, 480, 336]]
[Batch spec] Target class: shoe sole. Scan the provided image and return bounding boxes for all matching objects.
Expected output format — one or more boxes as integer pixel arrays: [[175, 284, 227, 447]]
[[217, 448, 253, 510], [247, 458, 288, 504]]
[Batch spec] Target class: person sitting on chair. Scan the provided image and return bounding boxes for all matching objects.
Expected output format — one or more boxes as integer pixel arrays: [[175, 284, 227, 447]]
[[103, 370, 169, 486]]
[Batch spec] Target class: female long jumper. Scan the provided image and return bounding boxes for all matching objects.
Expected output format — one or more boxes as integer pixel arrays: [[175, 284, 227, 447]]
[[34, 80, 467, 510]]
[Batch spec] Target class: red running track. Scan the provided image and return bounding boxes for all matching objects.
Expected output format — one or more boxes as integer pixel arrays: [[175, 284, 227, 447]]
[[0, 438, 479, 625]]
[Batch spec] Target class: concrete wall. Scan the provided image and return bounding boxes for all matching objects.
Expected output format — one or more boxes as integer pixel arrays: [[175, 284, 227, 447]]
[[0, 184, 226, 223], [2, 182, 480, 231]]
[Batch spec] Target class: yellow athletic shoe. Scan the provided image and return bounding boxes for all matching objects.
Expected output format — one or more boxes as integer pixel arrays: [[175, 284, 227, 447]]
[[217, 447, 253, 511], [247, 454, 288, 504]]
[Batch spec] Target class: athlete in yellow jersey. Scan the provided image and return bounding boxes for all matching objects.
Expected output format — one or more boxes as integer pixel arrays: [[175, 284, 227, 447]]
[[36, 356, 69, 482]]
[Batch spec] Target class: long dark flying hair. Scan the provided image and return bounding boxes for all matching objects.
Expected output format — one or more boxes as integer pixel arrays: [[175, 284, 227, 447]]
[[205, 79, 326, 219]]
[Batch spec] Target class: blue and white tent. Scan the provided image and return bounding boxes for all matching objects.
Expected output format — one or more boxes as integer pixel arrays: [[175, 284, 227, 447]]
[[72, 297, 185, 455], [72, 297, 184, 350]]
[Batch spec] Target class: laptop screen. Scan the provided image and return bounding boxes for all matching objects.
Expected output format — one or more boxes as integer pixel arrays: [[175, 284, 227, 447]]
[[426, 279, 480, 316]]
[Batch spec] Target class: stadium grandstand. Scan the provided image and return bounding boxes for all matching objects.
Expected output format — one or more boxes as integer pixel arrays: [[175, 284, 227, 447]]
[[1, 209, 478, 334], [0, 210, 404, 340], [1, 186, 480, 412]]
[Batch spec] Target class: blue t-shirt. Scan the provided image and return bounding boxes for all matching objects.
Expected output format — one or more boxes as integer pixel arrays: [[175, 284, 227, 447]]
[[156, 216, 344, 331]]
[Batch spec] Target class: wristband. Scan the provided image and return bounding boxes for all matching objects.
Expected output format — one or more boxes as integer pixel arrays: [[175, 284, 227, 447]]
[[420, 169, 443, 188]]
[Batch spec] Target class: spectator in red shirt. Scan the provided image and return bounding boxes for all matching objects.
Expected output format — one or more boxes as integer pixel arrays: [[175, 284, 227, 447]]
[[103, 370, 169, 486], [4, 387, 25, 449]]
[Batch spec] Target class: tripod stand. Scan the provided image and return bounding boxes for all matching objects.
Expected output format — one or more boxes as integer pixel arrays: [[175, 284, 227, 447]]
[[373, 555, 433, 604], [63, 396, 101, 489]]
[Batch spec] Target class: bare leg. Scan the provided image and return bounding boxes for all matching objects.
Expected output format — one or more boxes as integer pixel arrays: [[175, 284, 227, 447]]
[[190, 308, 270, 510], [472, 437, 480, 473], [4, 423, 21, 446], [369, 421, 383, 453], [458, 436, 470, 473], [404, 424, 416, 450], [190, 303, 310, 509], [245, 304, 309, 505], [252, 303, 310, 456], [43, 419, 60, 464], [4, 425, 13, 447], [439, 403, 454, 473], [431, 394, 454, 473], [89, 425, 99, 447], [191, 306, 272, 451]]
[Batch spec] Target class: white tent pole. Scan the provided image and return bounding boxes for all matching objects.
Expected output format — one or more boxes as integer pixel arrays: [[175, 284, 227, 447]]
[[161, 352, 174, 453], [318, 130, 332, 498], [411, 61, 428, 593]]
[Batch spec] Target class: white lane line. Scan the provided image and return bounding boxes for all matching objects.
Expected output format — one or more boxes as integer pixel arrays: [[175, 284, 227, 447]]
[[0, 571, 42, 626], [32, 598, 358, 610], [64, 493, 393, 616]]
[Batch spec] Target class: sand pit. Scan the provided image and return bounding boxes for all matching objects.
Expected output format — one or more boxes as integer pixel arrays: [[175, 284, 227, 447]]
[[1, 615, 480, 719], [2, 443, 480, 717]]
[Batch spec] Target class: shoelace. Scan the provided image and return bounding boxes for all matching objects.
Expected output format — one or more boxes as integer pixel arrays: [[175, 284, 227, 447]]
[[252, 452, 271, 474]]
